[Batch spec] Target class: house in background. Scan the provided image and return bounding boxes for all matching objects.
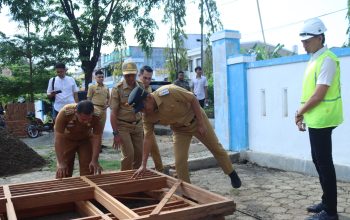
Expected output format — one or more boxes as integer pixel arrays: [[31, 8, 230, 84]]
[[98, 46, 168, 83], [187, 40, 295, 80]]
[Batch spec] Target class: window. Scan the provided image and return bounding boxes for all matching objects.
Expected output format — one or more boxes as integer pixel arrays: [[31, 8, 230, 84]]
[[188, 60, 193, 72]]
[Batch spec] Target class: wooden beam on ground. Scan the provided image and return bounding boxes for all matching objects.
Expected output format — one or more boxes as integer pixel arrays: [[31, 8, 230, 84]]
[[150, 180, 182, 216], [99, 177, 167, 196], [11, 187, 94, 210], [16, 203, 75, 219], [81, 176, 139, 219], [0, 186, 6, 213], [166, 177, 228, 204], [3, 186, 17, 220], [75, 201, 113, 220]]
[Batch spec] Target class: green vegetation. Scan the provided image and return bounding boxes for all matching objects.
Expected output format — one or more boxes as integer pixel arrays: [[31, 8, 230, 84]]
[[42, 150, 57, 172], [39, 148, 120, 172], [204, 105, 214, 119], [99, 159, 121, 172]]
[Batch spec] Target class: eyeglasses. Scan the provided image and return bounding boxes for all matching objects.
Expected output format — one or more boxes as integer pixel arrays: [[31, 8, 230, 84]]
[[143, 76, 152, 80]]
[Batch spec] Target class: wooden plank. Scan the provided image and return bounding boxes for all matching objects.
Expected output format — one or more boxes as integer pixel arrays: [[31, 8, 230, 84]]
[[166, 178, 229, 204], [11, 187, 94, 210], [3, 186, 17, 220], [134, 201, 189, 216], [8, 177, 84, 189], [0, 198, 6, 213], [71, 216, 103, 220], [75, 201, 105, 216], [100, 176, 167, 196], [138, 202, 235, 220], [81, 176, 139, 219], [16, 203, 75, 219], [75, 201, 114, 220], [150, 180, 182, 216], [9, 183, 89, 196]]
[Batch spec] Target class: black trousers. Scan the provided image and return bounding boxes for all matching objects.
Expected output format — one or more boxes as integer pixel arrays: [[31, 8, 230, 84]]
[[308, 127, 337, 215], [198, 99, 205, 108]]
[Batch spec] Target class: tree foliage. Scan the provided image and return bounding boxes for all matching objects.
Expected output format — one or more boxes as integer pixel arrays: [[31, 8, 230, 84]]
[[241, 43, 286, 61], [163, 0, 187, 80], [162, 0, 222, 82], [46, 0, 162, 90], [0, 1, 76, 103]]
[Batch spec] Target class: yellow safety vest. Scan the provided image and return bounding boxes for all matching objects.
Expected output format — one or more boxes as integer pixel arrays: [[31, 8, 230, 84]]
[[301, 49, 343, 128]]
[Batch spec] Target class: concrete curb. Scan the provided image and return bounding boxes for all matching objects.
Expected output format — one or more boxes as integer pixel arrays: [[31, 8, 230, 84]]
[[187, 152, 240, 171]]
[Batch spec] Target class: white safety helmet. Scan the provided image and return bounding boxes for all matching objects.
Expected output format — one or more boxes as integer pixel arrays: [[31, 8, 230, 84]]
[[299, 17, 327, 40]]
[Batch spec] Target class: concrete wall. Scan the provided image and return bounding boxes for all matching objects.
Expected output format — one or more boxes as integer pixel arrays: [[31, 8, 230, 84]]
[[211, 30, 350, 180], [246, 52, 350, 168]]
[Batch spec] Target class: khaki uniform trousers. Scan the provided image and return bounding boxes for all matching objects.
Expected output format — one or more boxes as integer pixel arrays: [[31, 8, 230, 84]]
[[119, 121, 143, 170], [171, 109, 234, 183], [56, 137, 93, 178], [149, 134, 164, 172], [94, 106, 107, 129]]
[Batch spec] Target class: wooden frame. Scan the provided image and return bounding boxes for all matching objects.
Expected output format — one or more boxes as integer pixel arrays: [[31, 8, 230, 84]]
[[0, 170, 235, 219]]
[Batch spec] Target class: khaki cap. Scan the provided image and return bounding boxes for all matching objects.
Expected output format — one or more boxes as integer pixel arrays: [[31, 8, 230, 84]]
[[122, 61, 137, 75]]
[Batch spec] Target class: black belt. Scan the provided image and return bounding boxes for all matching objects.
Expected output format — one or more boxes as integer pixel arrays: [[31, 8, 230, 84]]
[[93, 104, 105, 107], [118, 118, 141, 125]]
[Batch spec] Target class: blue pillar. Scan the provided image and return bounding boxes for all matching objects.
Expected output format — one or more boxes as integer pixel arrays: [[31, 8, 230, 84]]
[[227, 56, 254, 151], [210, 30, 241, 150]]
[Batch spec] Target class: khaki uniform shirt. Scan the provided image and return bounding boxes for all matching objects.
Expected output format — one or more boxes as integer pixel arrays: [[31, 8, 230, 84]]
[[110, 80, 143, 122], [143, 85, 195, 137], [145, 85, 152, 93], [87, 84, 109, 107], [55, 104, 102, 140]]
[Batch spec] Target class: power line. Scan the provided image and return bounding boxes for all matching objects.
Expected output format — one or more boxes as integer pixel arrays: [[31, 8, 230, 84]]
[[243, 7, 349, 36], [265, 8, 348, 32]]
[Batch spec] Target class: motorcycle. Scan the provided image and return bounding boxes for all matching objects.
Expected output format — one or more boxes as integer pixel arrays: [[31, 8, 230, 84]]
[[26, 111, 54, 138]]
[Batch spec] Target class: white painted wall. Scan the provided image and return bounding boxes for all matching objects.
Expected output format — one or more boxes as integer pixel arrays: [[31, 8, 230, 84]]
[[247, 56, 350, 167]]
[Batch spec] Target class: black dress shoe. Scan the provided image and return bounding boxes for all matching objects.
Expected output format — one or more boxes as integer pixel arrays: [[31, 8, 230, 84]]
[[229, 170, 241, 188], [307, 203, 326, 213], [306, 210, 338, 220]]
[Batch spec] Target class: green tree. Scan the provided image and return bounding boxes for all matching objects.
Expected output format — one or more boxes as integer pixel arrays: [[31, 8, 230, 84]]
[[0, 1, 76, 102], [163, 0, 187, 80], [162, 0, 222, 82], [1, 0, 46, 102], [47, 0, 162, 90], [241, 43, 286, 61]]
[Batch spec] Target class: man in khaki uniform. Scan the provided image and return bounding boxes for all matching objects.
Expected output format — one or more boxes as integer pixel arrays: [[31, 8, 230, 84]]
[[129, 85, 242, 188], [110, 61, 144, 170], [54, 100, 103, 178], [87, 70, 110, 136], [139, 65, 164, 172]]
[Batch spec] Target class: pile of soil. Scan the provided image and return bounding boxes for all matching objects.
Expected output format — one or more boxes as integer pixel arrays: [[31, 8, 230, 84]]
[[0, 128, 46, 176]]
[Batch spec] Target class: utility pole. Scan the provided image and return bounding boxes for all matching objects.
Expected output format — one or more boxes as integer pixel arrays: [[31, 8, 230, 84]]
[[256, 0, 268, 58], [200, 0, 204, 68]]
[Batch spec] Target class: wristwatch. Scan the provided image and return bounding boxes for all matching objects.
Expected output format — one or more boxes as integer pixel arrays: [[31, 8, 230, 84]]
[[112, 130, 119, 136]]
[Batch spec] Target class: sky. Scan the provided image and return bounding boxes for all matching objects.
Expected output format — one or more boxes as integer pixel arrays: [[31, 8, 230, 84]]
[[0, 0, 349, 55]]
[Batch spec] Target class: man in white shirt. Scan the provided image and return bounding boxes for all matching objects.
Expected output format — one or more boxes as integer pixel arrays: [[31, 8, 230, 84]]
[[192, 66, 208, 108], [47, 63, 79, 119]]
